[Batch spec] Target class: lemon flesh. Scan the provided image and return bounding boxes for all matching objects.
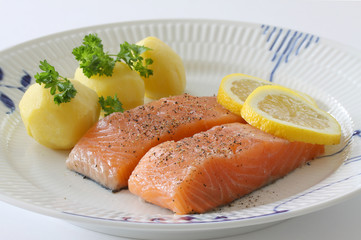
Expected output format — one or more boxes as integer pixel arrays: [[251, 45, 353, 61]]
[[241, 85, 341, 145]]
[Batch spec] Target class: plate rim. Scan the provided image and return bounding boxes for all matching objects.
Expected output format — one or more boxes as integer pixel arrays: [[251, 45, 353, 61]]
[[1, 18, 361, 57]]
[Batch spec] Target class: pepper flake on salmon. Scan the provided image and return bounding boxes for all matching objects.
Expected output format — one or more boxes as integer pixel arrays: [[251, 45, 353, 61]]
[[66, 94, 245, 191], [128, 123, 325, 214]]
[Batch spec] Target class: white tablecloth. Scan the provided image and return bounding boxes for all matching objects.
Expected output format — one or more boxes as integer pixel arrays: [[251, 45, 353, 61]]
[[1, 1, 361, 239]]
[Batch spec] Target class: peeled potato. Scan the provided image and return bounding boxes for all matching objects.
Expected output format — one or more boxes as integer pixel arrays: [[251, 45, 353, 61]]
[[137, 36, 186, 99], [19, 80, 100, 150], [74, 61, 145, 110]]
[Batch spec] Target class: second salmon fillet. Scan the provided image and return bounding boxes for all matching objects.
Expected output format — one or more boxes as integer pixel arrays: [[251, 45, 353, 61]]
[[66, 94, 244, 191], [128, 123, 325, 214]]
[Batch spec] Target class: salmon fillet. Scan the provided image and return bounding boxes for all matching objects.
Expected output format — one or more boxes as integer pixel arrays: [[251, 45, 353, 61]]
[[66, 94, 244, 191], [128, 123, 325, 214]]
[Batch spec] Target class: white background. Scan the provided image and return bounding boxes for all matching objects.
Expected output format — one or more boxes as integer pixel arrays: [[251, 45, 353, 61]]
[[1, 0, 361, 239]]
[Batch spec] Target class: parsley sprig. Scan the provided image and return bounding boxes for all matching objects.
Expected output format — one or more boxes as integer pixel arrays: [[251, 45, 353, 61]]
[[34, 60, 77, 105], [72, 34, 153, 78], [98, 94, 124, 116]]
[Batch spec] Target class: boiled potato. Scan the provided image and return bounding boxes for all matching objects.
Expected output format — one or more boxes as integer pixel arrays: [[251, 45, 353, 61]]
[[74, 61, 145, 110], [137, 36, 186, 99], [19, 80, 100, 150]]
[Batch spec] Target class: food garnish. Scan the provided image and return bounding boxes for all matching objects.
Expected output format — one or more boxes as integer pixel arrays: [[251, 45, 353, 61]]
[[241, 85, 341, 145], [217, 73, 340, 145], [34, 60, 77, 105], [72, 34, 153, 78], [98, 94, 124, 116]]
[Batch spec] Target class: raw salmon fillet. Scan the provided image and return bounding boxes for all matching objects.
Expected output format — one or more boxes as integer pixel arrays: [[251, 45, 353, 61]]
[[128, 123, 325, 214], [66, 94, 244, 191]]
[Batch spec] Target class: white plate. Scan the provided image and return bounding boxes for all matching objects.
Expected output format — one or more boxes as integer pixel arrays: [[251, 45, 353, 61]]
[[0, 19, 360, 240]]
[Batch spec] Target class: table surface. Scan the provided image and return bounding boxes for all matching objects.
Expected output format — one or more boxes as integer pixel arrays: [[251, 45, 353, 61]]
[[1, 1, 361, 239]]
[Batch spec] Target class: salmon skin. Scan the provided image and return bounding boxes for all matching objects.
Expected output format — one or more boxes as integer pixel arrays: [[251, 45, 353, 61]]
[[128, 123, 325, 214], [66, 94, 244, 191]]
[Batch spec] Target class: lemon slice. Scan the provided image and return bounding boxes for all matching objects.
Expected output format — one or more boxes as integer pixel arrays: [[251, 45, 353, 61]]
[[241, 85, 341, 145], [217, 73, 272, 115], [217, 73, 316, 116]]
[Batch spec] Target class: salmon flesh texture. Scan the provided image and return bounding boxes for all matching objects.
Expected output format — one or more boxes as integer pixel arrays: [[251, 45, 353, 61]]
[[128, 123, 325, 214], [66, 94, 244, 191]]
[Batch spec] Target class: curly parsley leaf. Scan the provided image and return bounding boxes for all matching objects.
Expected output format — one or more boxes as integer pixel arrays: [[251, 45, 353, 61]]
[[34, 60, 77, 105], [117, 42, 153, 78], [98, 94, 124, 116], [73, 34, 153, 78], [72, 34, 115, 78]]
